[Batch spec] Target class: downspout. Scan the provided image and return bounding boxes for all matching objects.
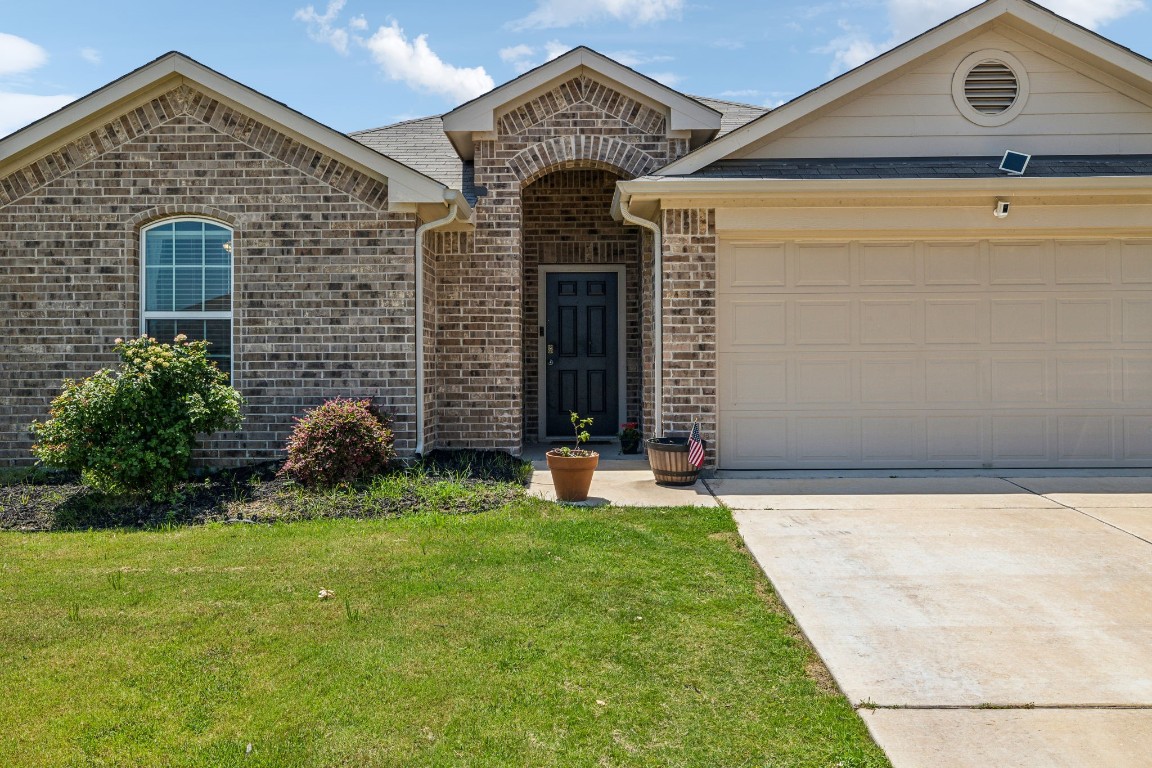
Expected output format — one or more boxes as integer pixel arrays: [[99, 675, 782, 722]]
[[413, 191, 462, 457], [618, 194, 664, 438]]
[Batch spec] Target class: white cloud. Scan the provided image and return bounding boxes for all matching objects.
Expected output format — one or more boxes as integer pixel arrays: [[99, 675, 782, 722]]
[[888, 0, 1144, 38], [509, 0, 684, 30], [499, 41, 572, 73], [0, 32, 48, 76], [819, 0, 1145, 76], [815, 22, 885, 75], [0, 91, 76, 138], [294, 5, 493, 103], [604, 49, 672, 68], [544, 40, 572, 60], [294, 0, 350, 54], [649, 71, 682, 87], [361, 21, 494, 102], [80, 47, 101, 65]]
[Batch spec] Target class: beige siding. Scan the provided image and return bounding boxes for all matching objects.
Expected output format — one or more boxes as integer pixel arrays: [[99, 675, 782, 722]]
[[740, 30, 1152, 159]]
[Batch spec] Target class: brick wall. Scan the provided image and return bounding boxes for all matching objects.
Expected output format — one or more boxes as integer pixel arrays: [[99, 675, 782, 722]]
[[661, 208, 718, 466], [441, 74, 692, 451], [522, 169, 642, 438], [0, 86, 418, 466]]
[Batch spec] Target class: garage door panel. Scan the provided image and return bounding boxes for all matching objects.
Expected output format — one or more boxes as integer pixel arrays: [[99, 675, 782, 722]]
[[861, 242, 917, 286], [860, 299, 919, 344], [1054, 241, 1111, 284], [796, 242, 852, 286], [991, 299, 1047, 344], [925, 241, 983, 286], [926, 299, 982, 343], [862, 359, 920, 403], [989, 241, 1048, 285], [722, 359, 788, 406], [925, 358, 983, 403], [992, 416, 1050, 461], [1120, 241, 1152, 284], [862, 416, 919, 461], [1057, 416, 1115, 461], [717, 235, 1152, 468]]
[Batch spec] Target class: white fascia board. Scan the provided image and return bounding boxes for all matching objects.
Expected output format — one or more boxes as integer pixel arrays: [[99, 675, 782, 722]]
[[0, 52, 454, 209], [654, 0, 1152, 176], [617, 174, 1152, 202]]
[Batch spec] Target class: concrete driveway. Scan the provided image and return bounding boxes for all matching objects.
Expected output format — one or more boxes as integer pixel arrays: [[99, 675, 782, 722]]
[[719, 473, 1152, 768]]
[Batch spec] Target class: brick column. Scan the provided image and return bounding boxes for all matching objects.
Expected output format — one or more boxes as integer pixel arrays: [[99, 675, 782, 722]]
[[660, 208, 717, 467]]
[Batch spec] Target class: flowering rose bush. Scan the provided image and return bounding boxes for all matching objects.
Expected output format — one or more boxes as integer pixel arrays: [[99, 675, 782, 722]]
[[30, 335, 244, 497], [279, 399, 395, 487]]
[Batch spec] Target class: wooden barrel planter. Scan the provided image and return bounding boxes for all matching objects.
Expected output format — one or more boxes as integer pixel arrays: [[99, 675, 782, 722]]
[[646, 437, 704, 486]]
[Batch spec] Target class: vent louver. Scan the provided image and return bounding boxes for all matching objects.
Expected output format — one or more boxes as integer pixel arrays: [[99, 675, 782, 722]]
[[964, 61, 1018, 115]]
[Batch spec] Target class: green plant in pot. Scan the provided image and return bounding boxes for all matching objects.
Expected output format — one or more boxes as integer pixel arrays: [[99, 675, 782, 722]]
[[546, 412, 598, 502]]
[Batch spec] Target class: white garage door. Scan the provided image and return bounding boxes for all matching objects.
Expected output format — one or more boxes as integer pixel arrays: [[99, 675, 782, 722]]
[[717, 237, 1152, 469]]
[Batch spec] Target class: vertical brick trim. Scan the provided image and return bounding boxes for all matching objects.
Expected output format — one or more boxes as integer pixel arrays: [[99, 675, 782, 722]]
[[422, 233, 438, 452], [661, 208, 717, 467]]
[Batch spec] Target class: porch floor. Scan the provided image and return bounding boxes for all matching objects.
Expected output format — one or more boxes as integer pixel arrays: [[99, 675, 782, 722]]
[[523, 441, 716, 508]]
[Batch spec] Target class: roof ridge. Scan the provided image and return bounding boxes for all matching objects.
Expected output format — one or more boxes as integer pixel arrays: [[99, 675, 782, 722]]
[[689, 94, 769, 111], [349, 114, 444, 136]]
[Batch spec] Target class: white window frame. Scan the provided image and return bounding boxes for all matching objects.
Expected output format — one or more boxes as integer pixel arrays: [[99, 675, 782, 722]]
[[139, 217, 234, 371]]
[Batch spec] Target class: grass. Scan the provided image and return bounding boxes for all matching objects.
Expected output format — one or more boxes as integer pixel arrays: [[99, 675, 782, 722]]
[[0, 498, 889, 767]]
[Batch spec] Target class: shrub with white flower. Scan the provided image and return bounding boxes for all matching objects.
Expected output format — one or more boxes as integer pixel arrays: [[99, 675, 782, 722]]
[[30, 335, 244, 497]]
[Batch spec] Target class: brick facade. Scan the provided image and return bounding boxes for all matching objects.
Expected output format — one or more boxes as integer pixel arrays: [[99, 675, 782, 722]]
[[435, 75, 691, 452], [2, 69, 717, 467], [0, 87, 418, 465]]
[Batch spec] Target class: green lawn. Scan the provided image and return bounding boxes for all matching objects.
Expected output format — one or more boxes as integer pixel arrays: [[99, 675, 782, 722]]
[[0, 500, 889, 767]]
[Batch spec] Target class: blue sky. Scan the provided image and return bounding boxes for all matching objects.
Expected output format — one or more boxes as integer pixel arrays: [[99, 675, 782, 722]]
[[2, 0, 1151, 138]]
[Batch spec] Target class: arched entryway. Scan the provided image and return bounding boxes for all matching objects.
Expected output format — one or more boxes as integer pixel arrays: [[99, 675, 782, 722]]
[[521, 167, 644, 442]]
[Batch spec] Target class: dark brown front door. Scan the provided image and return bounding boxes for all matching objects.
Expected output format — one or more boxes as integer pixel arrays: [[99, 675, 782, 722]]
[[545, 271, 619, 437]]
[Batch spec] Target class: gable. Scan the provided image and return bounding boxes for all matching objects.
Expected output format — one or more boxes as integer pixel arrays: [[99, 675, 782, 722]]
[[738, 27, 1152, 159], [441, 46, 721, 159], [0, 52, 452, 212], [659, 0, 1152, 175]]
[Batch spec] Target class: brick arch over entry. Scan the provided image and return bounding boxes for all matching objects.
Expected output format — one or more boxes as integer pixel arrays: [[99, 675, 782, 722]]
[[509, 136, 660, 185]]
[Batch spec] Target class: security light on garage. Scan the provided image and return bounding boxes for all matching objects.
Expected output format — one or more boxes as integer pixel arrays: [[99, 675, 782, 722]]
[[1000, 150, 1031, 175]]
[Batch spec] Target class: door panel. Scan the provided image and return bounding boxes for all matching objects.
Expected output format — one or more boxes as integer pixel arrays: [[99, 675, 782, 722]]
[[546, 272, 619, 437]]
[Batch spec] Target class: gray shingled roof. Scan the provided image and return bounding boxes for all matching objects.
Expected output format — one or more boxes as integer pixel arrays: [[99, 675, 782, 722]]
[[350, 115, 463, 189], [346, 96, 769, 194], [687, 156, 1152, 179], [688, 96, 769, 137]]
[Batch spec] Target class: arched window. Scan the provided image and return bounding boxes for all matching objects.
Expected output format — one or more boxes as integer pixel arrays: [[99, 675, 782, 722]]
[[141, 218, 233, 374]]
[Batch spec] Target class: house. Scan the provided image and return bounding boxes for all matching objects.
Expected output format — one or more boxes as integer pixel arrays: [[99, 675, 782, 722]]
[[2, 0, 1150, 469]]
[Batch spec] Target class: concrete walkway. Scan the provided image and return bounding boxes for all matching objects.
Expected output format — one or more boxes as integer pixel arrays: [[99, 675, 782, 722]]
[[721, 473, 1152, 768]]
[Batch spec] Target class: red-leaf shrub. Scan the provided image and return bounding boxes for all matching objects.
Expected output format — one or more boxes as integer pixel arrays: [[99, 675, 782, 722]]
[[279, 399, 395, 487]]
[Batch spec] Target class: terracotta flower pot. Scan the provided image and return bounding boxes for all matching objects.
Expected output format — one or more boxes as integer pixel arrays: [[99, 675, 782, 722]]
[[545, 450, 599, 502]]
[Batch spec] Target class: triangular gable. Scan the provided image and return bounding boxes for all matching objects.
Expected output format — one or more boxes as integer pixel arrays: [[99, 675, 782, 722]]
[[441, 46, 722, 159], [659, 0, 1152, 175], [0, 52, 452, 210]]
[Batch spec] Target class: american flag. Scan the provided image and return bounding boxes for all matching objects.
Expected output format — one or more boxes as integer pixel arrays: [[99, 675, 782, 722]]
[[687, 421, 705, 468]]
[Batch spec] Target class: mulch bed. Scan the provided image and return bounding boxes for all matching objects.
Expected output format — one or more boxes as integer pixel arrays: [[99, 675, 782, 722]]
[[0, 451, 529, 532]]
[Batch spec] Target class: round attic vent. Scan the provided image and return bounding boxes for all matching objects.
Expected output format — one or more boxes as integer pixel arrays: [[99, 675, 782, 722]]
[[952, 49, 1029, 127], [964, 60, 1018, 114]]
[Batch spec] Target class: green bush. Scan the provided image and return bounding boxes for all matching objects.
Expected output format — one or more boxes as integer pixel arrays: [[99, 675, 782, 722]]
[[30, 335, 243, 497], [279, 398, 395, 487]]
